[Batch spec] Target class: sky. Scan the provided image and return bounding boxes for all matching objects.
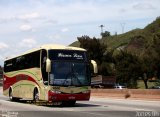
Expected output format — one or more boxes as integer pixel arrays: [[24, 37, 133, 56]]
[[0, 0, 160, 65]]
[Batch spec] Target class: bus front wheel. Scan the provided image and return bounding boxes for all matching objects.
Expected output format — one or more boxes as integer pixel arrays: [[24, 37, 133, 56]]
[[9, 89, 19, 101]]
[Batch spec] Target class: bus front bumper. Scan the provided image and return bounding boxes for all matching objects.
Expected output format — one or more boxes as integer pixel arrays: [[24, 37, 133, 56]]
[[48, 91, 90, 101]]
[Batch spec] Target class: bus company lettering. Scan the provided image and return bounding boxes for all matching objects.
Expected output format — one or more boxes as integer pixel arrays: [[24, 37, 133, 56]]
[[58, 53, 72, 58], [16, 75, 28, 81], [73, 53, 83, 59], [58, 53, 83, 59]]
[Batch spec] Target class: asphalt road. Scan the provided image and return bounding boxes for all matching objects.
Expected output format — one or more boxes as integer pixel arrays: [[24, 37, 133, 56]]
[[0, 90, 160, 117]]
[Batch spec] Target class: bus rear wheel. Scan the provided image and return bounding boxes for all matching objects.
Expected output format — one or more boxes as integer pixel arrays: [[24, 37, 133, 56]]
[[33, 88, 39, 102]]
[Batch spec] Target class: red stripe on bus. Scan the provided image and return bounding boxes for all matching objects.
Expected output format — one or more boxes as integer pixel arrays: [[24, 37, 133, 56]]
[[3, 74, 40, 91]]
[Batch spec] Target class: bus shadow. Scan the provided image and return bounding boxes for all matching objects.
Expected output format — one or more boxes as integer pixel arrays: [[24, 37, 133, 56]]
[[7, 99, 101, 108], [74, 103, 101, 107], [56, 103, 101, 108]]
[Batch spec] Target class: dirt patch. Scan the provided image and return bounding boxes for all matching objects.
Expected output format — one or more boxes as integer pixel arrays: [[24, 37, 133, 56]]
[[91, 89, 160, 101]]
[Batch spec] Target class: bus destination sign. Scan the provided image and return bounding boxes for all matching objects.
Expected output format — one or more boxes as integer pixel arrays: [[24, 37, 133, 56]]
[[49, 50, 87, 61]]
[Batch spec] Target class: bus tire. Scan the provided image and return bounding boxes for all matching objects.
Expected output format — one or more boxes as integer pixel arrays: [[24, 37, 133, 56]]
[[69, 100, 76, 106], [33, 88, 39, 102], [9, 88, 19, 101], [9, 88, 13, 101]]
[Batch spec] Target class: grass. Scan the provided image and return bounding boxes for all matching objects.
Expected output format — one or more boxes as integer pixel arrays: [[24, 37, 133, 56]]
[[137, 80, 155, 89]]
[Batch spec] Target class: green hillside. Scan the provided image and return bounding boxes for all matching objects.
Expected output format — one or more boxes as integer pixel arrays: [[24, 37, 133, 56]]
[[102, 28, 142, 50], [70, 17, 160, 54]]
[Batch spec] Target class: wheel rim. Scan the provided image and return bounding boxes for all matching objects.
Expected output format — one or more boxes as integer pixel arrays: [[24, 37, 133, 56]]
[[34, 91, 39, 101]]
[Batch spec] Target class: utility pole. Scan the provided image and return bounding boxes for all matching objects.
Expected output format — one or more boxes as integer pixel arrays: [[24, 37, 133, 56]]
[[99, 25, 104, 34], [120, 23, 125, 34]]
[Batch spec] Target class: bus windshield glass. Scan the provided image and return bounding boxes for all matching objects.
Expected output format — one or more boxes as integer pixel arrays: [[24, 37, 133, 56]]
[[50, 61, 90, 86], [49, 50, 90, 86]]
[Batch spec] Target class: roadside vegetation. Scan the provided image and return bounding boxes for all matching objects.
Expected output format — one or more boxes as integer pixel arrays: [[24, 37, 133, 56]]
[[70, 17, 160, 89]]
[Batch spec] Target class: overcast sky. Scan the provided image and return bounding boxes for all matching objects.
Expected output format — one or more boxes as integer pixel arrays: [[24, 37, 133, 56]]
[[0, 0, 160, 65]]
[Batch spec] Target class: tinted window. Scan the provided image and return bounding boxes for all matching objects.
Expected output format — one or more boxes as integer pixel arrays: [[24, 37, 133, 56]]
[[41, 49, 48, 82], [4, 50, 40, 72]]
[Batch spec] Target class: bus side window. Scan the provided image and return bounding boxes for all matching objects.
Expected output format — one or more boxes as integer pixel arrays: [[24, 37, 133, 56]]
[[41, 50, 48, 84]]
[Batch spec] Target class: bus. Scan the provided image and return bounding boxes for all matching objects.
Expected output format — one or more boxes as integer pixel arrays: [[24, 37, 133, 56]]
[[3, 44, 97, 105]]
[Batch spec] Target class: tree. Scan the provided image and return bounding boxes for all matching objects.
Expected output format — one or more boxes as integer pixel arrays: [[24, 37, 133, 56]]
[[78, 36, 114, 75], [101, 31, 110, 38], [151, 33, 160, 79], [114, 51, 141, 88], [139, 33, 160, 88], [78, 36, 106, 64], [139, 57, 154, 89]]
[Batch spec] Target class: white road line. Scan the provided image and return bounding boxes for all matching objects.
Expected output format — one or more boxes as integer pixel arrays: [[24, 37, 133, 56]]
[[78, 111, 108, 117], [134, 108, 154, 111]]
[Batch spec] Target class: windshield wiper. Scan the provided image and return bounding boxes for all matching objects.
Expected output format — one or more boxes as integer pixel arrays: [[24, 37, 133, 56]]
[[62, 72, 82, 86], [63, 64, 82, 86]]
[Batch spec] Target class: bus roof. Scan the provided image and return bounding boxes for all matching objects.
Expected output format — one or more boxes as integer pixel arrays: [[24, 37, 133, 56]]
[[41, 44, 85, 51], [5, 44, 86, 61], [27, 44, 86, 53]]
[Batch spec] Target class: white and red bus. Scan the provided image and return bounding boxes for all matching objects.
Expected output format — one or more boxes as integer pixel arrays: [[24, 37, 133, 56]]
[[3, 44, 97, 105]]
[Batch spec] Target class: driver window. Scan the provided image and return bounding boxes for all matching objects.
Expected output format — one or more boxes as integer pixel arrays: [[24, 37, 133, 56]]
[[41, 50, 48, 84]]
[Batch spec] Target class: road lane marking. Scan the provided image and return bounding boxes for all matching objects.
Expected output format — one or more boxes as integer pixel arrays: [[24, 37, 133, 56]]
[[78, 111, 109, 117], [134, 108, 154, 111]]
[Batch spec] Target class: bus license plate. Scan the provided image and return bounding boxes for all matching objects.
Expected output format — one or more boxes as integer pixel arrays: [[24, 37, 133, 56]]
[[68, 96, 75, 99]]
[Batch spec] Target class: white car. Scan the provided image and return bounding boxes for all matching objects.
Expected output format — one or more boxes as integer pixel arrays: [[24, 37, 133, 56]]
[[151, 86, 160, 89], [114, 85, 126, 89]]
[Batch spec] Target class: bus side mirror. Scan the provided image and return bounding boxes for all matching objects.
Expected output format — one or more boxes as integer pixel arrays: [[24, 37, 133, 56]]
[[46, 59, 51, 72], [91, 60, 98, 74]]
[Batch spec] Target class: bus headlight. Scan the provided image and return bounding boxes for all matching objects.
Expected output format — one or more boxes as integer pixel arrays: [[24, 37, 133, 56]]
[[50, 90, 62, 94], [82, 90, 90, 94], [55, 91, 62, 94]]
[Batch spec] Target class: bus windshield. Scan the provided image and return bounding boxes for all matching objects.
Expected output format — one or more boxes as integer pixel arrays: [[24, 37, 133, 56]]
[[49, 61, 90, 86]]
